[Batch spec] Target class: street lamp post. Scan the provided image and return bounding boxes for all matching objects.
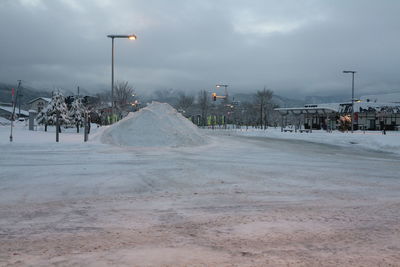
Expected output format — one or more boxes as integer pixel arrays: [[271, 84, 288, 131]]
[[343, 70, 357, 133], [107, 34, 137, 122], [216, 84, 229, 128]]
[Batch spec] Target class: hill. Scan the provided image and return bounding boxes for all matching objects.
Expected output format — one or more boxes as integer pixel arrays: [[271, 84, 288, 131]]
[[0, 83, 51, 107], [232, 93, 305, 108]]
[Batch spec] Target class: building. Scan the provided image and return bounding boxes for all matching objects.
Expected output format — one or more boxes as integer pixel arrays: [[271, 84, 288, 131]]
[[275, 104, 339, 131], [0, 105, 29, 120], [0, 102, 12, 107], [349, 102, 400, 130], [27, 97, 51, 113], [275, 101, 400, 131]]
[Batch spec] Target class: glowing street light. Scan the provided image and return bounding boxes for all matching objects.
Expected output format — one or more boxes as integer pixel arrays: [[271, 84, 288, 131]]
[[107, 34, 137, 121], [216, 84, 228, 96]]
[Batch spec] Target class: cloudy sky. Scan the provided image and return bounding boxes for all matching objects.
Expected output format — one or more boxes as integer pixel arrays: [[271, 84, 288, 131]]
[[0, 0, 399, 98]]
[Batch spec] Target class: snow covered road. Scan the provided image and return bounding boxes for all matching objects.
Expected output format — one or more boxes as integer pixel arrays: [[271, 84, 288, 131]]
[[1, 130, 400, 266]]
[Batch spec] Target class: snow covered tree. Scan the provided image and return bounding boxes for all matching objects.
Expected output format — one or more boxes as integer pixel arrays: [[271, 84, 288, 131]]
[[176, 93, 194, 113], [254, 87, 273, 129], [69, 97, 86, 133], [36, 106, 50, 132], [197, 90, 210, 126], [115, 81, 135, 110], [36, 91, 71, 132]]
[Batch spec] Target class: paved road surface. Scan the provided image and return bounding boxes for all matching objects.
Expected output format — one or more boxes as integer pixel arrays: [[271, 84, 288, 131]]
[[1, 134, 399, 266]]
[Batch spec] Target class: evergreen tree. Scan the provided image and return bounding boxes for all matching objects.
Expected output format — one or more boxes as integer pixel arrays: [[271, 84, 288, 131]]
[[69, 97, 86, 133], [36, 91, 70, 132], [36, 106, 50, 131]]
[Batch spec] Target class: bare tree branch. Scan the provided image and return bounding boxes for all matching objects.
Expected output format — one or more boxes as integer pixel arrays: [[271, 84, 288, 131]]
[[115, 81, 135, 109]]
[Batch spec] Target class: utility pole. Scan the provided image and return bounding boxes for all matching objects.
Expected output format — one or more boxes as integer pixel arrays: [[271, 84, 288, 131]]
[[17, 80, 22, 117], [9, 81, 21, 142], [343, 70, 357, 133], [77, 86, 80, 97], [9, 87, 16, 142], [216, 84, 229, 128]]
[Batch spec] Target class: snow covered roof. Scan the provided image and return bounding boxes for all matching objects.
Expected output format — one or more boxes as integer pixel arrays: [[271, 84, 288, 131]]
[[27, 97, 51, 104], [360, 93, 400, 103], [0, 102, 12, 107], [353, 102, 400, 113], [305, 103, 343, 112], [0, 105, 29, 116], [0, 117, 10, 125], [275, 106, 338, 115], [275, 102, 342, 114], [276, 101, 400, 115], [336, 102, 400, 112], [356, 101, 399, 108]]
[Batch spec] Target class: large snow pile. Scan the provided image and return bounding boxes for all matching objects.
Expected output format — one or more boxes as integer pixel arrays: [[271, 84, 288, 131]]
[[101, 102, 207, 147]]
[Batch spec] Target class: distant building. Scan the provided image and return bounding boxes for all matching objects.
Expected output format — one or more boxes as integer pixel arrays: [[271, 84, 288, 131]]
[[349, 102, 400, 131], [0, 102, 12, 107], [0, 105, 29, 120], [275, 104, 339, 131], [27, 97, 51, 113], [275, 101, 400, 131]]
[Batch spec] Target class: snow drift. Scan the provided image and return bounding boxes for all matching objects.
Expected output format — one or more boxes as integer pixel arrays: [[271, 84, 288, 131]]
[[100, 102, 207, 147]]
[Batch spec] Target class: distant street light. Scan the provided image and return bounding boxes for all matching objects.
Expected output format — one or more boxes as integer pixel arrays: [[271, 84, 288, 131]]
[[216, 84, 229, 99], [107, 34, 137, 121], [343, 70, 357, 133]]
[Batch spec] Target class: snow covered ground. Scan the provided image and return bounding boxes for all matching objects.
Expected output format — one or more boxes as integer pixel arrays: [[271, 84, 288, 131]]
[[1, 112, 400, 266]]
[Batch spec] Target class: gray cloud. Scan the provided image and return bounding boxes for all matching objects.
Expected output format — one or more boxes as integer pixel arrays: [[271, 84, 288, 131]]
[[1, 0, 399, 98]]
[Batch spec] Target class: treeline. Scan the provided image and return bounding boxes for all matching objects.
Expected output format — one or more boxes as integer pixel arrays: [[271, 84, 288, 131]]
[[148, 88, 281, 128]]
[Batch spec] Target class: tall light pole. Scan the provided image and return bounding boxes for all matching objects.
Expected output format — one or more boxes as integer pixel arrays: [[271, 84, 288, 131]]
[[9, 80, 21, 142], [216, 84, 229, 99], [343, 70, 357, 133], [107, 34, 137, 122], [17, 80, 23, 117], [216, 84, 229, 128]]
